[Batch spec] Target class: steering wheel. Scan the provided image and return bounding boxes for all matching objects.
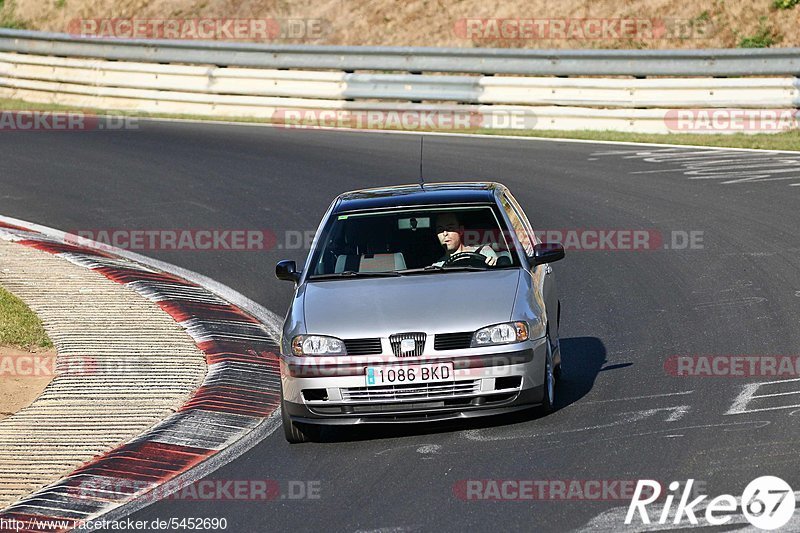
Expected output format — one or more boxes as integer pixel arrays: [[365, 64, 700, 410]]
[[442, 251, 488, 268]]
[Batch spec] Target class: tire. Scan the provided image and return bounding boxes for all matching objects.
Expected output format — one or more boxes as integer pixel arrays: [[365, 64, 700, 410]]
[[282, 398, 321, 444], [538, 335, 556, 415], [552, 334, 564, 381], [553, 303, 563, 380]]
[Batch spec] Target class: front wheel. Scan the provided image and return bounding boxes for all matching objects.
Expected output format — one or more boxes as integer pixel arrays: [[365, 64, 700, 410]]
[[282, 399, 321, 444], [537, 335, 556, 415], [552, 334, 563, 380]]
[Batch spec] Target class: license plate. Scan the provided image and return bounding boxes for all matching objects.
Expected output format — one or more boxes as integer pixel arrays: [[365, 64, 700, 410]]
[[365, 363, 454, 387]]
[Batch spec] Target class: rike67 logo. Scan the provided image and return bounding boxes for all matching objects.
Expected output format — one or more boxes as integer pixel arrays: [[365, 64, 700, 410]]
[[626, 477, 796, 530]]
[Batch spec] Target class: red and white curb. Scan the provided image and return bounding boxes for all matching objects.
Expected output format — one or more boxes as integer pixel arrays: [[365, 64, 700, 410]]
[[0, 216, 283, 531]]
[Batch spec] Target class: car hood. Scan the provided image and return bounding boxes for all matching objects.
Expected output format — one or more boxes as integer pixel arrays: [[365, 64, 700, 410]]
[[302, 269, 521, 338]]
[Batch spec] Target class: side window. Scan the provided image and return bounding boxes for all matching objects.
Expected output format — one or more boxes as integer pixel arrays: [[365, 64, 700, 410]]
[[501, 195, 535, 257]]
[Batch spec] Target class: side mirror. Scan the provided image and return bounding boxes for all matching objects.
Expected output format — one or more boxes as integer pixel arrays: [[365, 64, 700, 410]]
[[276, 260, 301, 283], [530, 242, 565, 265]]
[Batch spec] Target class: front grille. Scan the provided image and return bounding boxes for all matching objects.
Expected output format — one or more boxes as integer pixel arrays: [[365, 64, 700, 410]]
[[434, 332, 473, 350], [389, 332, 426, 357], [343, 338, 382, 355], [341, 380, 480, 402]]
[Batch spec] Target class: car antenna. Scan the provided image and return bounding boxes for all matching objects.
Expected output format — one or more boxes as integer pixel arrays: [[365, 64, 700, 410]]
[[418, 136, 425, 190]]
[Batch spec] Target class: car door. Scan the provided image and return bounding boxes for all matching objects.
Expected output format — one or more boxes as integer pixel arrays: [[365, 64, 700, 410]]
[[501, 191, 559, 339]]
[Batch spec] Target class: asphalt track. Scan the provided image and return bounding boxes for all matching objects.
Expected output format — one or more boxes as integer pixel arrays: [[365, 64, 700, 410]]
[[1, 122, 799, 532]]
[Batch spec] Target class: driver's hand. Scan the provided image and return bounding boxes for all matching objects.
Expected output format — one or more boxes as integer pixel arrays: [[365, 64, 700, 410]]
[[484, 255, 497, 266]]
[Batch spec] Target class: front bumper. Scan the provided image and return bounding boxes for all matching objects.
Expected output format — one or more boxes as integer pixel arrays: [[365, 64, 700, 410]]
[[280, 338, 548, 425]]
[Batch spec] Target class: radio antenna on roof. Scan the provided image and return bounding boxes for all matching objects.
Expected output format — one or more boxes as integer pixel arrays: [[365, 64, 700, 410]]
[[418, 136, 425, 190]]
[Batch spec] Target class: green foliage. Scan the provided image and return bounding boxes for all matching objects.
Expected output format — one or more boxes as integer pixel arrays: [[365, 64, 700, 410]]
[[0, 0, 27, 29], [738, 16, 780, 48], [773, 0, 800, 9], [0, 287, 52, 349]]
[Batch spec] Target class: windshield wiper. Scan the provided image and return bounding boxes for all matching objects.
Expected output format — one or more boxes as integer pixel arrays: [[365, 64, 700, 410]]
[[308, 271, 402, 280], [399, 265, 489, 274]]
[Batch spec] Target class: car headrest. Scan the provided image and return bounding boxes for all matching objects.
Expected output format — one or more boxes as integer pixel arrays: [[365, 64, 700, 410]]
[[359, 253, 406, 272]]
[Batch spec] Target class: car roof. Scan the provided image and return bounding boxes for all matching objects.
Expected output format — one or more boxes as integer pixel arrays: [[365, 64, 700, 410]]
[[332, 182, 505, 214]]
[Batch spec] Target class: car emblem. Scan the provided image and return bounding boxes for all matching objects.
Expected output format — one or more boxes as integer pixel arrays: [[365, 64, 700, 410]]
[[400, 338, 416, 353]]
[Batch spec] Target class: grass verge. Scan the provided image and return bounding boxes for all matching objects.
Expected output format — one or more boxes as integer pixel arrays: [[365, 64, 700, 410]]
[[0, 285, 52, 349], [1, 97, 798, 151]]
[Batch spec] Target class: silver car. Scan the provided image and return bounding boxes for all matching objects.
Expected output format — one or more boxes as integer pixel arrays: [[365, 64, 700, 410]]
[[275, 182, 564, 443]]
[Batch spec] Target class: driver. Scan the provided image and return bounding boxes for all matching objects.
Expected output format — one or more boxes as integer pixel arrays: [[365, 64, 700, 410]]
[[432, 212, 498, 267]]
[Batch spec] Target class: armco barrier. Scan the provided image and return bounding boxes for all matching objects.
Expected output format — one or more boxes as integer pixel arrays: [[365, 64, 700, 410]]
[[0, 28, 798, 134], [2, 29, 800, 76]]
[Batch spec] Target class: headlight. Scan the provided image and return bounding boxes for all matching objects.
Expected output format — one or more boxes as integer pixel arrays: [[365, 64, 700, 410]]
[[472, 322, 529, 347], [291, 335, 347, 356]]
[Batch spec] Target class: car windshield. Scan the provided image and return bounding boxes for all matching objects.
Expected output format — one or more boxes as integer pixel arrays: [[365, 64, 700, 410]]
[[307, 205, 520, 278]]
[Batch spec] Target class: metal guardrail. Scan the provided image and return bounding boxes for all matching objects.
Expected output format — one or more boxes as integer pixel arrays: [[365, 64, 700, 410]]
[[0, 28, 798, 134], [2, 52, 798, 109], [1, 28, 800, 76]]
